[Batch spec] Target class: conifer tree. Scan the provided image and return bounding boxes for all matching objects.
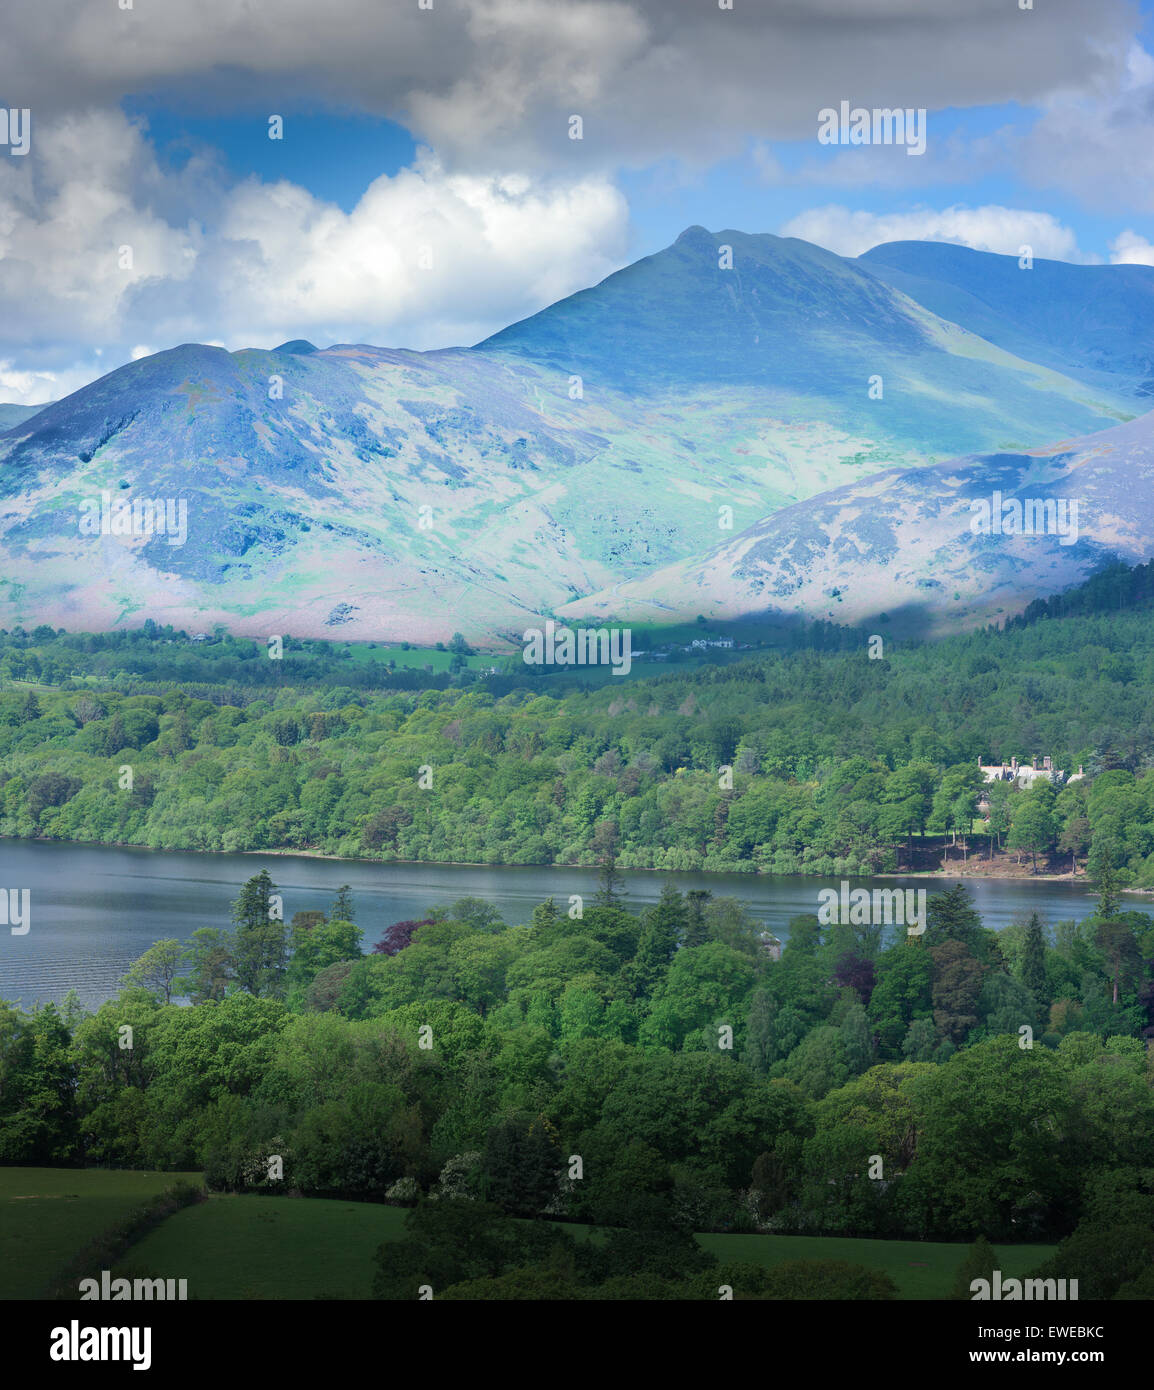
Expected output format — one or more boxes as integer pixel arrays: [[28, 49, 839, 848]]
[[594, 855, 626, 909], [683, 890, 711, 948], [629, 882, 686, 996], [743, 989, 775, 1075], [1020, 912, 1048, 1009], [531, 898, 560, 932], [232, 870, 287, 997], [925, 884, 985, 954]]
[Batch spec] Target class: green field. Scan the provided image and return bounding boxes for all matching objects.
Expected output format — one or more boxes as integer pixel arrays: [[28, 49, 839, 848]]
[[697, 1232, 1056, 1300], [0, 1167, 201, 1300], [121, 1194, 409, 1299], [1, 1168, 1058, 1300], [120, 1190, 1054, 1300]]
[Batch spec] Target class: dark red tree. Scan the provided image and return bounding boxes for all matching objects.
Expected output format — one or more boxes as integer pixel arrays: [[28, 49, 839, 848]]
[[372, 918, 435, 956], [834, 951, 877, 1007]]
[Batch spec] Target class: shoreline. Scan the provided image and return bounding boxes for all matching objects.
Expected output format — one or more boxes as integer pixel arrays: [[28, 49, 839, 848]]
[[5, 834, 1132, 889]]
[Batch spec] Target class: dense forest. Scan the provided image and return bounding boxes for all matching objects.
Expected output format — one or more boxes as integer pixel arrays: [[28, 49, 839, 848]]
[[3, 580, 1154, 880], [2, 875, 1152, 1299], [5, 567, 1154, 1299]]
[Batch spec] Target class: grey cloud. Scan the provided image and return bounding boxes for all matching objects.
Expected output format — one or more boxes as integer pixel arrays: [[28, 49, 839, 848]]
[[0, 0, 1135, 171]]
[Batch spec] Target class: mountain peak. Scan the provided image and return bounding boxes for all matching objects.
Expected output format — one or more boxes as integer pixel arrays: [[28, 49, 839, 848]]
[[674, 224, 713, 247], [476, 225, 935, 391]]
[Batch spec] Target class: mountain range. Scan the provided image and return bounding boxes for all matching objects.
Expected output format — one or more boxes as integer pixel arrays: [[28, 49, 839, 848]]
[[1, 228, 1152, 645], [0, 402, 50, 431], [562, 409, 1154, 639]]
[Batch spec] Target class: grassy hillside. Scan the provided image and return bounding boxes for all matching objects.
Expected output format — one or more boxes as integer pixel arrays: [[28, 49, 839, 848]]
[[120, 1194, 409, 1300], [696, 1231, 1055, 1301], [111, 1190, 1054, 1300], [0, 1166, 200, 1299]]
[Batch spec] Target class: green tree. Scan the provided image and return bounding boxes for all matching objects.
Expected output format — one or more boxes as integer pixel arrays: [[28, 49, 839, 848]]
[[628, 883, 687, 998], [372, 1199, 573, 1300], [286, 916, 364, 1009], [0, 1002, 78, 1163], [639, 942, 756, 1051], [784, 913, 821, 955], [986, 781, 1012, 856], [232, 871, 288, 998], [1057, 815, 1091, 874], [901, 1017, 938, 1062], [770, 1004, 807, 1064], [1028, 1223, 1154, 1301], [1094, 920, 1141, 1004], [899, 1036, 1077, 1240], [930, 941, 984, 1045], [882, 762, 936, 851], [1007, 796, 1057, 873], [477, 1116, 563, 1216], [780, 1026, 849, 1100], [178, 927, 234, 1003], [1020, 912, 1048, 1010], [594, 854, 626, 909], [949, 1235, 998, 1300], [1087, 839, 1131, 917], [924, 884, 985, 955], [743, 989, 774, 1075], [121, 939, 185, 1004], [444, 897, 505, 933], [929, 763, 982, 847], [531, 898, 559, 933], [290, 1080, 421, 1198], [868, 943, 933, 1057], [838, 1002, 874, 1076], [232, 869, 278, 933], [976, 970, 1038, 1038], [683, 889, 711, 948]]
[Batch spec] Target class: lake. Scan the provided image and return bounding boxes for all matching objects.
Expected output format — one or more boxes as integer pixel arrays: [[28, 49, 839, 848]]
[[0, 839, 1107, 1009]]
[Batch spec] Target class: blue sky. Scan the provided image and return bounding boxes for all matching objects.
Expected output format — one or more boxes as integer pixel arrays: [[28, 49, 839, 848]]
[[127, 100, 419, 213], [2, 0, 1153, 402], [122, 90, 1154, 269]]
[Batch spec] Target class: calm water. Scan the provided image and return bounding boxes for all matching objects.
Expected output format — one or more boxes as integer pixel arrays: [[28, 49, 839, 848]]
[[0, 839, 1106, 1010]]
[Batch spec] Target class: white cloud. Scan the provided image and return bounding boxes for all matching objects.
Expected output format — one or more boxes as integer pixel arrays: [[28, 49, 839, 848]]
[[0, 110, 200, 353], [0, 111, 630, 401], [1013, 40, 1154, 214], [204, 152, 629, 349], [0, 357, 103, 406], [779, 203, 1086, 261], [1108, 229, 1154, 266]]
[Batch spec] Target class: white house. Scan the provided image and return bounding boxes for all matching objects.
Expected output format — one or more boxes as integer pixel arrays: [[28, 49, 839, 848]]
[[758, 932, 782, 961], [979, 755, 1067, 788]]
